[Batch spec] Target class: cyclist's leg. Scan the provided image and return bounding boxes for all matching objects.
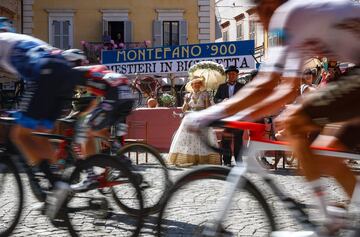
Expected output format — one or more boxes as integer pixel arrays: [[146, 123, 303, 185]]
[[11, 58, 76, 165], [285, 109, 322, 180], [84, 127, 109, 156], [10, 125, 55, 165], [285, 69, 360, 209], [11, 58, 76, 219], [310, 135, 356, 197]]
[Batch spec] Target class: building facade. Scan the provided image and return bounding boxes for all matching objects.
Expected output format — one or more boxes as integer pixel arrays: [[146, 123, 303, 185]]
[[215, 0, 266, 61], [21, 0, 215, 49], [0, 0, 21, 32]]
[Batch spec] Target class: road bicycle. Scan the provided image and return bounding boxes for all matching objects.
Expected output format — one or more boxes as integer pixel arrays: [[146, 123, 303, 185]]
[[0, 116, 145, 237], [41, 101, 171, 216], [156, 118, 360, 237]]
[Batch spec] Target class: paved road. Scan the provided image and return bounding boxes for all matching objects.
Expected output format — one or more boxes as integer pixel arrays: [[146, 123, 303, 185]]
[[0, 154, 355, 237]]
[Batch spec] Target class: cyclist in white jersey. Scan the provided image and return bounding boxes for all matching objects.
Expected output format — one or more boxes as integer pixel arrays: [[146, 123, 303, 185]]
[[183, 0, 359, 235]]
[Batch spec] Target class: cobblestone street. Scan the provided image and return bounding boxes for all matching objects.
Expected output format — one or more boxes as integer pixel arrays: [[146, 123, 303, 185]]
[[0, 155, 356, 236]]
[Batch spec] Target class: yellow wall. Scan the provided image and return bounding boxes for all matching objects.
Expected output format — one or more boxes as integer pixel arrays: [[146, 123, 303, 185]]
[[32, 0, 200, 48]]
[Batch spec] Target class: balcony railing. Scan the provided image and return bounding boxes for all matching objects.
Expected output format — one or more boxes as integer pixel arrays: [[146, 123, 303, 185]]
[[81, 41, 151, 64]]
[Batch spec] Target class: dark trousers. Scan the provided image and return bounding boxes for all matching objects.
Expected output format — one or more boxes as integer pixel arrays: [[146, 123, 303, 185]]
[[221, 129, 243, 165]]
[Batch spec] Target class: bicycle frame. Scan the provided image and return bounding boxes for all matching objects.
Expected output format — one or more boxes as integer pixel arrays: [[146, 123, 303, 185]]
[[208, 120, 360, 234]]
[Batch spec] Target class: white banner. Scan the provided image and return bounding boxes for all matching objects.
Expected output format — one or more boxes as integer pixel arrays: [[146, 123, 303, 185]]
[[105, 55, 255, 75]]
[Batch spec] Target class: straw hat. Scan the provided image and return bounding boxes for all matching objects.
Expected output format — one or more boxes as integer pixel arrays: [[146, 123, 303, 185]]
[[185, 76, 206, 92]]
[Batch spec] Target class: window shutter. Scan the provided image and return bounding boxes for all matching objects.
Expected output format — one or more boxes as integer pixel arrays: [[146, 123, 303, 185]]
[[63, 20, 70, 49], [124, 21, 132, 43], [102, 19, 108, 35], [52, 20, 61, 48], [152, 20, 162, 47], [179, 20, 187, 45]]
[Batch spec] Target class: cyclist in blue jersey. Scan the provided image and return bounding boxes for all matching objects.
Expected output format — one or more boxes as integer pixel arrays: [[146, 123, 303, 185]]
[[0, 18, 134, 221]]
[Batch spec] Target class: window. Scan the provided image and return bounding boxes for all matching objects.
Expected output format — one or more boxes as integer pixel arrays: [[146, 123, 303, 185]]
[[249, 20, 256, 41], [163, 21, 179, 46], [101, 10, 131, 43], [51, 19, 71, 49], [48, 10, 74, 49], [154, 9, 186, 46], [222, 30, 229, 41], [236, 23, 243, 41]]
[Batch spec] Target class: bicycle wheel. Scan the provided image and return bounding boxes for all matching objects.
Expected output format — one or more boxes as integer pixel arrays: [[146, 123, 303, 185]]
[[115, 143, 171, 215], [156, 165, 277, 237], [0, 155, 23, 237], [64, 154, 144, 237]]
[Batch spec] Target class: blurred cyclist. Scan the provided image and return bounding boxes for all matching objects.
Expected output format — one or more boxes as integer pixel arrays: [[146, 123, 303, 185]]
[[0, 19, 134, 220], [62, 48, 88, 67], [182, 0, 359, 236], [0, 18, 79, 220]]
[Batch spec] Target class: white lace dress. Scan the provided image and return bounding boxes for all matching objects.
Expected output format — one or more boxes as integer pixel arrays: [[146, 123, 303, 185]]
[[168, 91, 221, 166]]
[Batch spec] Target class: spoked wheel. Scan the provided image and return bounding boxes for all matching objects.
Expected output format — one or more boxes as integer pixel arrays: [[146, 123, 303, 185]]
[[156, 166, 277, 237], [115, 143, 171, 215], [0, 156, 23, 237], [64, 154, 144, 237]]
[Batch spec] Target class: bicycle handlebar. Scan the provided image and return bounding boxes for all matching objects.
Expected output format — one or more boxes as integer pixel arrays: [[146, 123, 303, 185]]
[[199, 120, 267, 155]]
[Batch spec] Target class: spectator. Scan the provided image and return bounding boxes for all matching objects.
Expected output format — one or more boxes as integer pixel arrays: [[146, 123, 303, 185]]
[[300, 69, 317, 95], [168, 76, 220, 167], [147, 98, 158, 108], [114, 33, 124, 48], [214, 65, 244, 166]]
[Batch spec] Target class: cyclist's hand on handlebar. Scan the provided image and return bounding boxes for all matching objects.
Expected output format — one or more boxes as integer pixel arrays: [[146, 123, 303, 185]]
[[182, 105, 227, 132], [182, 112, 208, 132], [274, 104, 300, 131]]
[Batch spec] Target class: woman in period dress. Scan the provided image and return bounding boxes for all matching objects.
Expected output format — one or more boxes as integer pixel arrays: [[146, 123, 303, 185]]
[[168, 76, 221, 167]]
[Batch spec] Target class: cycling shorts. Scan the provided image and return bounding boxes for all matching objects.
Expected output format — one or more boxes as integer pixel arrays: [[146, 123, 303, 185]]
[[15, 59, 77, 129], [335, 118, 360, 149], [301, 68, 360, 149]]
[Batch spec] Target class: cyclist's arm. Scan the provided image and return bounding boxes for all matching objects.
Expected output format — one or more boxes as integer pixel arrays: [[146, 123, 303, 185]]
[[220, 71, 281, 116], [246, 76, 300, 120], [218, 45, 290, 118], [244, 50, 304, 120]]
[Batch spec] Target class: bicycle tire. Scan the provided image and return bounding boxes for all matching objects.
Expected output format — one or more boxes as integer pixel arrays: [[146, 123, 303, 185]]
[[27, 167, 48, 202], [156, 165, 277, 236], [0, 155, 23, 237], [64, 154, 144, 237], [115, 143, 171, 215]]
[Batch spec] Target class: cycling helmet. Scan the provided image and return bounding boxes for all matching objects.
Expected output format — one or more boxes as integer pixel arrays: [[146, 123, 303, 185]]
[[62, 49, 87, 65], [0, 17, 15, 33]]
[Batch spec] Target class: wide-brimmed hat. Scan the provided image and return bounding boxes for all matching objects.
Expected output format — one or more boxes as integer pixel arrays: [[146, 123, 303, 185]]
[[185, 76, 206, 92], [225, 65, 239, 74]]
